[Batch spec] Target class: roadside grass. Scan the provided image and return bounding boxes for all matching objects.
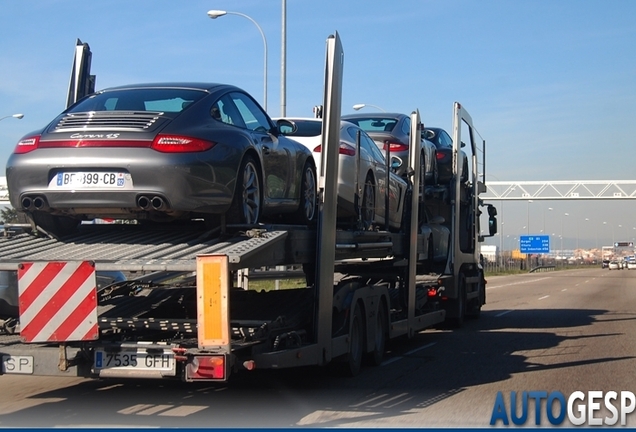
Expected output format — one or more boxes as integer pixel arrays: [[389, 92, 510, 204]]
[[246, 278, 307, 291]]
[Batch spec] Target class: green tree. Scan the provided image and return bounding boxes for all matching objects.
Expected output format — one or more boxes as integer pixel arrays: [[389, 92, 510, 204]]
[[0, 206, 18, 224]]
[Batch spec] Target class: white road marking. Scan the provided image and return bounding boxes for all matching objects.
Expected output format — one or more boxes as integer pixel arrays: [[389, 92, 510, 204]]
[[538, 295, 550, 300], [495, 310, 513, 317], [486, 277, 551, 290], [381, 342, 437, 367]]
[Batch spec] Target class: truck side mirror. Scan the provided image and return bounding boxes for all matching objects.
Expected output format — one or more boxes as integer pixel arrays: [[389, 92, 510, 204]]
[[489, 215, 497, 236]]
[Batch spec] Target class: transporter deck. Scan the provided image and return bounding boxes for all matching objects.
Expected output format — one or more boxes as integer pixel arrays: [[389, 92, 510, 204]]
[[0, 221, 428, 273]]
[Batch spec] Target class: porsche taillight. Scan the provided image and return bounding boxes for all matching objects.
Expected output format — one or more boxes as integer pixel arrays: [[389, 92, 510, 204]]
[[383, 141, 409, 152], [13, 135, 40, 154], [312, 141, 356, 156], [151, 135, 215, 153]]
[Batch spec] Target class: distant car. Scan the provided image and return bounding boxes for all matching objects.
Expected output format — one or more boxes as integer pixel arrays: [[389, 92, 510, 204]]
[[275, 117, 408, 230], [6, 83, 317, 236], [627, 262, 636, 270], [608, 261, 620, 270], [423, 127, 469, 184], [341, 113, 438, 189]]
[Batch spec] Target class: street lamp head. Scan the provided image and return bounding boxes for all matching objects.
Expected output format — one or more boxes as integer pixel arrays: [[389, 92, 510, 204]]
[[352, 104, 366, 111], [0, 113, 24, 122], [207, 10, 227, 19]]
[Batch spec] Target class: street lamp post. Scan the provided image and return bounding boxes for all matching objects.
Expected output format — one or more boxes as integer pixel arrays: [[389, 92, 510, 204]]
[[207, 10, 268, 111], [280, 0, 286, 117], [0, 113, 24, 122], [527, 200, 533, 234], [561, 212, 569, 255], [543, 207, 553, 234], [603, 221, 615, 246], [352, 103, 386, 112]]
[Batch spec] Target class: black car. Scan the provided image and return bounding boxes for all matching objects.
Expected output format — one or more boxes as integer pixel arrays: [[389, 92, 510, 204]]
[[6, 83, 317, 236], [423, 127, 469, 184]]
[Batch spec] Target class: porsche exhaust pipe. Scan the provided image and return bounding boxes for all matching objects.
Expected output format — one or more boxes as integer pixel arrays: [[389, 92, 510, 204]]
[[151, 196, 166, 211], [21, 195, 48, 211], [21, 196, 33, 210], [137, 195, 151, 210], [33, 196, 48, 210]]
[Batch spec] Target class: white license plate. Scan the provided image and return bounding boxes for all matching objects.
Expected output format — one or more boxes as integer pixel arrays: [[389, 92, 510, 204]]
[[1, 355, 34, 374], [51, 172, 131, 189], [94, 349, 175, 374]]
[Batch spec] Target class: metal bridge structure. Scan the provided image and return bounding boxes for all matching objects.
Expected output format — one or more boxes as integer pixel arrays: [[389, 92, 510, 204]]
[[482, 180, 636, 201]]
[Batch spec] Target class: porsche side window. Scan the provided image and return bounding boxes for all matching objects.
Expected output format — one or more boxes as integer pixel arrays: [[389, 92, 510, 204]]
[[230, 92, 271, 133], [211, 96, 246, 128]]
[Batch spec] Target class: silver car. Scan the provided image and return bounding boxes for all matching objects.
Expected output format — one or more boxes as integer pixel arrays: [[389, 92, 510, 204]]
[[276, 118, 408, 231], [6, 83, 317, 236], [341, 113, 438, 189]]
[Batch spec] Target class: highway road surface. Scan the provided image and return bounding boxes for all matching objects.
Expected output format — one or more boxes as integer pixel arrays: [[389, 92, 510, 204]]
[[0, 267, 634, 428]]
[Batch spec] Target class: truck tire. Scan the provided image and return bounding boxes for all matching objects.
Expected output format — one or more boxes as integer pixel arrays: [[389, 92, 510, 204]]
[[365, 301, 388, 366], [448, 272, 466, 328], [466, 270, 485, 319], [346, 304, 365, 376]]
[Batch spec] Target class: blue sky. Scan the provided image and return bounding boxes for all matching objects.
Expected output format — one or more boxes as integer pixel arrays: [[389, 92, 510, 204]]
[[0, 0, 635, 247]]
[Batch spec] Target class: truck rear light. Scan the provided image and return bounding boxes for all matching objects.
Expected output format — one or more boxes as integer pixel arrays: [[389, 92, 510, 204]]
[[151, 135, 215, 153], [186, 355, 225, 380], [13, 136, 40, 154], [383, 141, 408, 152], [313, 141, 356, 156]]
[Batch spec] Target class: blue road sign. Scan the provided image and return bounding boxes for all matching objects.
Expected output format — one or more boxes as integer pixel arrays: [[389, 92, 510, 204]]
[[520, 235, 550, 254]]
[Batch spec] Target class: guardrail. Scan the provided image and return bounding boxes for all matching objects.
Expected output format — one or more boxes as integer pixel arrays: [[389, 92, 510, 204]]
[[529, 266, 556, 273]]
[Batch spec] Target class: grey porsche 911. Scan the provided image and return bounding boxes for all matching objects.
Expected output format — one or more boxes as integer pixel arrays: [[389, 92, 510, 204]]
[[6, 83, 317, 236]]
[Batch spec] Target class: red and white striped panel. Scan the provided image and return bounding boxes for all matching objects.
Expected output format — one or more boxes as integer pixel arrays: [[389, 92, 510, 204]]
[[18, 261, 98, 343]]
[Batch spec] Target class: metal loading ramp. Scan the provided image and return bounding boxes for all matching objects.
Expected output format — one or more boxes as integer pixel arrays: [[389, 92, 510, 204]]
[[0, 224, 292, 272]]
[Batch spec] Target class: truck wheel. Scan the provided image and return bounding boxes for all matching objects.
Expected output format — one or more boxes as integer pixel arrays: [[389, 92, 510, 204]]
[[345, 303, 365, 376], [449, 273, 466, 328], [294, 161, 317, 225], [228, 155, 262, 224], [365, 302, 387, 366], [467, 271, 485, 319]]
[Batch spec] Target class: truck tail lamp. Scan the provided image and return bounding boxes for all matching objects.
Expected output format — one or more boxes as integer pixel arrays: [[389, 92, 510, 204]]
[[185, 355, 225, 380]]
